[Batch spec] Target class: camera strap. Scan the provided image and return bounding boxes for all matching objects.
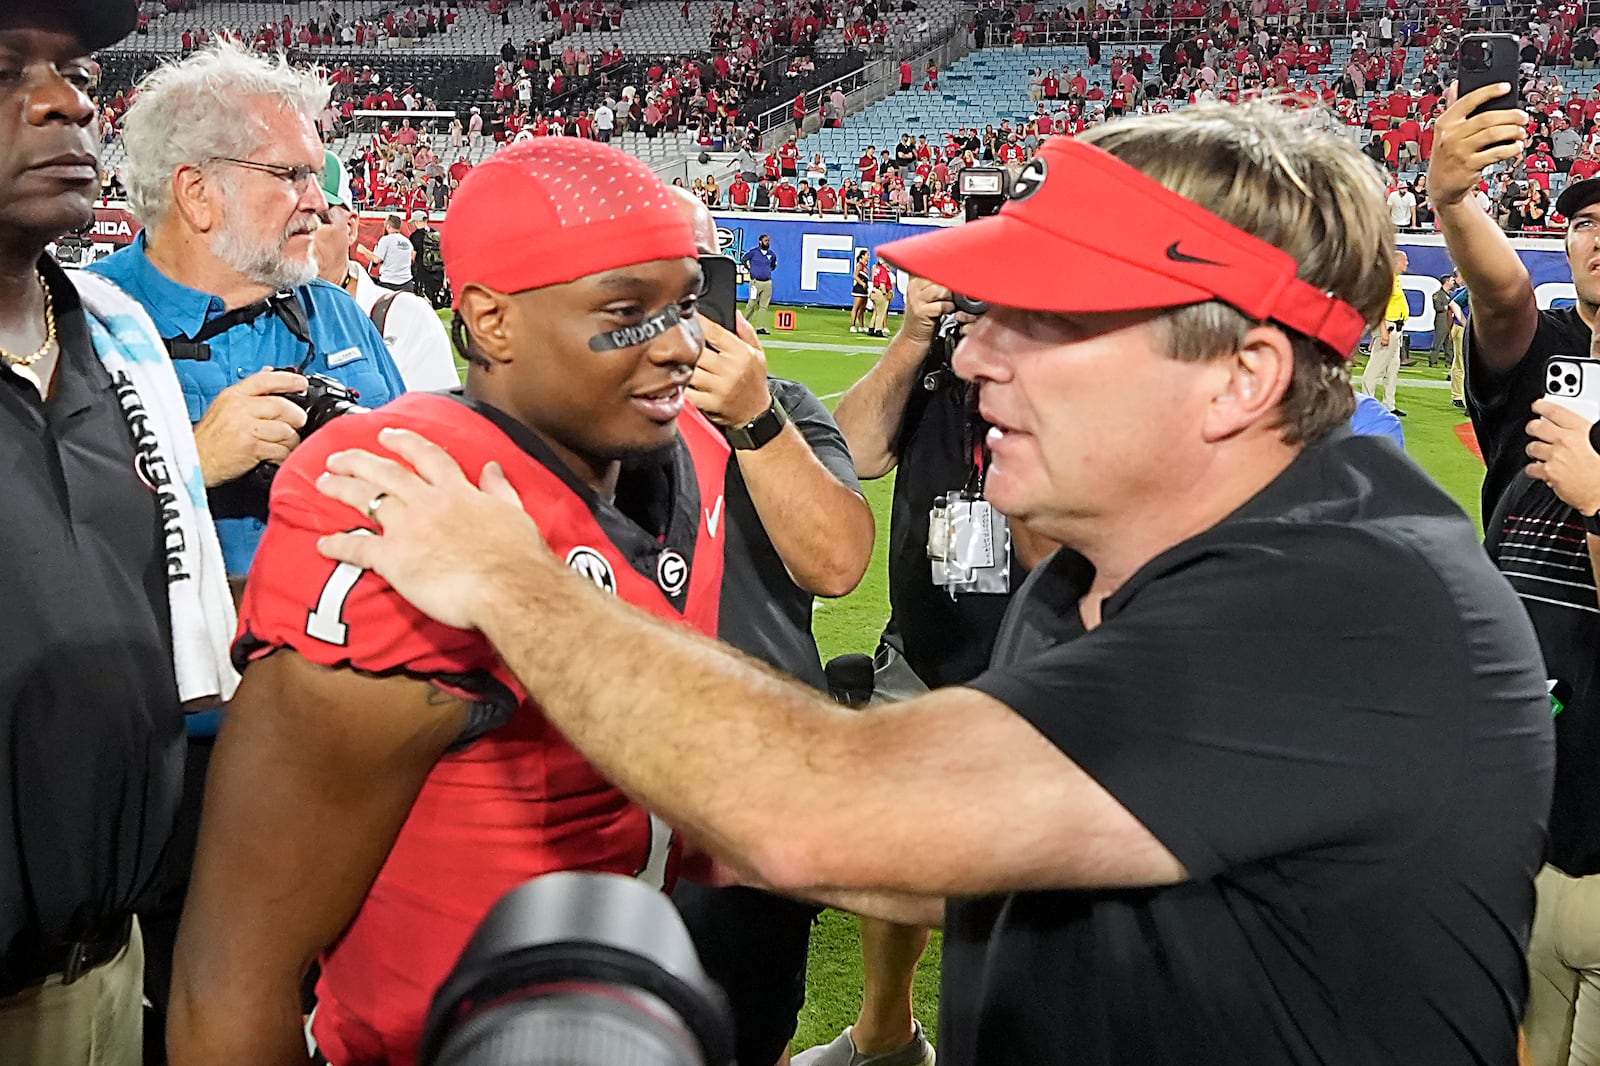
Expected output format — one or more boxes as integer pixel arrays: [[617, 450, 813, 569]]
[[960, 381, 988, 496], [163, 289, 315, 369]]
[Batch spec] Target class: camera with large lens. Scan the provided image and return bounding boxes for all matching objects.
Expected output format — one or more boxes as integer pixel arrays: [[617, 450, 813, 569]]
[[422, 871, 734, 1066]]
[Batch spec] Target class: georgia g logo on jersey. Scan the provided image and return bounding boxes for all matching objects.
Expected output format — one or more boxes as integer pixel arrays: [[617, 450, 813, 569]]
[[657, 550, 688, 596], [566, 546, 618, 594]]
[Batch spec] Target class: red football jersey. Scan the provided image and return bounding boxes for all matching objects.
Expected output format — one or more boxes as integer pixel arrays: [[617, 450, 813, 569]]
[[234, 393, 729, 1066]]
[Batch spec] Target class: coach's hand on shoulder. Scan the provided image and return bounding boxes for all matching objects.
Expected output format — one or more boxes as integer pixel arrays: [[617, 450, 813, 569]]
[[900, 276, 956, 346], [1526, 397, 1600, 517], [1428, 82, 1529, 208], [194, 370, 311, 487], [691, 313, 772, 427], [317, 428, 552, 631]]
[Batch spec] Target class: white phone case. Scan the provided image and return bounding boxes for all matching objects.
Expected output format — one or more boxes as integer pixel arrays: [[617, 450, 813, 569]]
[[1545, 357, 1600, 425]]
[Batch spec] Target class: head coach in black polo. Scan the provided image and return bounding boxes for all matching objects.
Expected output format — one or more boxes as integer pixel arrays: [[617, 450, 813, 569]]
[[0, 1, 237, 1063]]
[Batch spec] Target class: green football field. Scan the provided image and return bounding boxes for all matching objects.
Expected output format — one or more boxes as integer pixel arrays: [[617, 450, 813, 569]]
[[452, 305, 1491, 1052]]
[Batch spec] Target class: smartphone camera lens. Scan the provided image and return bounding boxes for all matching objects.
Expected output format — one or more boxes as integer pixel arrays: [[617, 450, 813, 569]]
[[1461, 41, 1490, 72], [1567, 373, 1580, 388]]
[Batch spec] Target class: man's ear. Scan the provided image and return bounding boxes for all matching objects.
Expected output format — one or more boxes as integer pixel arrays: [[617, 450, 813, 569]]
[[171, 164, 222, 234], [1201, 325, 1297, 444], [457, 286, 518, 369]]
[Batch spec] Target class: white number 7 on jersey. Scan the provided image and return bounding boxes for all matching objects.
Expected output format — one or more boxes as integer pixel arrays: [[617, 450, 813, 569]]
[[305, 530, 374, 646]]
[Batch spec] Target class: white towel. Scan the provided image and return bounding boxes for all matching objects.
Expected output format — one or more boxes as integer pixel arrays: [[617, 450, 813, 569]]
[[70, 270, 240, 705]]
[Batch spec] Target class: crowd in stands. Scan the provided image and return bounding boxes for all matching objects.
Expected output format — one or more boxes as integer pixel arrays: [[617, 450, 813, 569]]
[[92, 0, 1600, 230], [723, 0, 1600, 227]]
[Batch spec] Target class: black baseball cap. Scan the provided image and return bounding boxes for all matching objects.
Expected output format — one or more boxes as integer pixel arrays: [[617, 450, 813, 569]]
[[55, 0, 137, 51], [1557, 177, 1600, 221]]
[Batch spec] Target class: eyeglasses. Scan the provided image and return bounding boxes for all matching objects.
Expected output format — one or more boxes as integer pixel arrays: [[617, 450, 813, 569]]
[[212, 157, 325, 193]]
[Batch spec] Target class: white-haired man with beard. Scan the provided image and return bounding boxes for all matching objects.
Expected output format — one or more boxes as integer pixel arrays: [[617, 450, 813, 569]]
[[85, 39, 404, 1049]]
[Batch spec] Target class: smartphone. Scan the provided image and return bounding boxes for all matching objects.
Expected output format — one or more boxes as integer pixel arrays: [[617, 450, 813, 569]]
[[1458, 33, 1520, 118], [1545, 356, 1600, 424], [699, 254, 739, 332]]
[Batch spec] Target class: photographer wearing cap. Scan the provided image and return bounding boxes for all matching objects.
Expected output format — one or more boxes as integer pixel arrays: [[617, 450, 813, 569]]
[[1432, 79, 1600, 1066], [85, 39, 407, 1036], [0, 1, 237, 1062], [313, 152, 459, 392], [311, 103, 1553, 1066]]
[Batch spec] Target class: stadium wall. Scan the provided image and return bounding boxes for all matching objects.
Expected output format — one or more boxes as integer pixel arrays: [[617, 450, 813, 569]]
[[76, 205, 1583, 347]]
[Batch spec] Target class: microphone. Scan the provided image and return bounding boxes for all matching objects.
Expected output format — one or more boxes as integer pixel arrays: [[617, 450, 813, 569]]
[[824, 654, 875, 708]]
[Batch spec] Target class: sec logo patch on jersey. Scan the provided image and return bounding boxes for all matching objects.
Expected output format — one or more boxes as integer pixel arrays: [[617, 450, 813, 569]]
[[566, 546, 618, 594]]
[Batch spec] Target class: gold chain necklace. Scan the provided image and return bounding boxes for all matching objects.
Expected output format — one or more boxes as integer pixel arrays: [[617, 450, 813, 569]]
[[0, 272, 56, 369]]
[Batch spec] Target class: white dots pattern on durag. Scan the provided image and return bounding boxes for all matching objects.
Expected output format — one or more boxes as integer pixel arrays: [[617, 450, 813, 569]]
[[482, 137, 684, 231]]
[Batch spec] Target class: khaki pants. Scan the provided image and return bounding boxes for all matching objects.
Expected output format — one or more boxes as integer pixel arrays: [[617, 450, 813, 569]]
[[869, 287, 891, 332], [743, 278, 774, 330], [1526, 866, 1600, 1066], [0, 921, 144, 1066], [1362, 321, 1405, 410], [1450, 323, 1466, 404]]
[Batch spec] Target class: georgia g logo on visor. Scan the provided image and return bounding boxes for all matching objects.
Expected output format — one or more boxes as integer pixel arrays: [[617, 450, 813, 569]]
[[1011, 158, 1048, 202]]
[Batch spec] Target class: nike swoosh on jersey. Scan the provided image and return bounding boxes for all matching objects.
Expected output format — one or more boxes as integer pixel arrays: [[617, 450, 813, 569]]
[[705, 494, 724, 537]]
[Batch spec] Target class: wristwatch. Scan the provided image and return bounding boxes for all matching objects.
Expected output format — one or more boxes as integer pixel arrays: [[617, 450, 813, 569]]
[[726, 396, 791, 450], [1583, 508, 1600, 537]]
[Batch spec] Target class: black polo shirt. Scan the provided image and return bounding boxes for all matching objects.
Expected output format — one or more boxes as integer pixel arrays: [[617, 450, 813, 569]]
[[944, 430, 1553, 1066], [0, 257, 184, 993], [718, 377, 859, 689], [886, 354, 1022, 688]]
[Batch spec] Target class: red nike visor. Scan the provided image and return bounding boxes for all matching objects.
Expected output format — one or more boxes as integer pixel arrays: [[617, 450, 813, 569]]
[[878, 137, 1370, 358]]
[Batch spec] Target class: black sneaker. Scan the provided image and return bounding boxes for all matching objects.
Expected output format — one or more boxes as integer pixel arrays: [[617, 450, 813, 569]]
[[756, 327, 771, 335], [1392, 408, 1407, 417], [1452, 399, 1465, 409]]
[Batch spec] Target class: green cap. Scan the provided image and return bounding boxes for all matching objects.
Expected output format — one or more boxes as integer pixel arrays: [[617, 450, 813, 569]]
[[321, 150, 352, 209]]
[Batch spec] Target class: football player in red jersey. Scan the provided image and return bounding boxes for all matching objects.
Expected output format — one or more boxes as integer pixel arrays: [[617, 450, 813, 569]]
[[167, 138, 729, 1066]]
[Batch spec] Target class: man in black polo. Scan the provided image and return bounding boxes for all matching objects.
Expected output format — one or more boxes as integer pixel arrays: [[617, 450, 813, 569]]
[[667, 188, 876, 1066], [797, 278, 1045, 1066], [0, 1, 234, 1062]]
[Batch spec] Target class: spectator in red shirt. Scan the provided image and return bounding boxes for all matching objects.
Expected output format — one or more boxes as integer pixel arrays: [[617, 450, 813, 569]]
[[1570, 145, 1600, 182], [1526, 143, 1558, 190], [764, 151, 781, 181], [774, 178, 799, 210], [728, 175, 752, 207], [901, 60, 913, 90], [859, 147, 878, 185], [779, 138, 800, 177], [817, 180, 839, 213]]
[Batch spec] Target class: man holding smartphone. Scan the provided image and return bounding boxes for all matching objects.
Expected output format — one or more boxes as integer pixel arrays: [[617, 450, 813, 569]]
[[1432, 78, 1600, 1066], [668, 188, 876, 1066]]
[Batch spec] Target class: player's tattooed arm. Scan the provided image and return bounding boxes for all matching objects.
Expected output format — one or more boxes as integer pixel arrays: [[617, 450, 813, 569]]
[[169, 655, 468, 1066]]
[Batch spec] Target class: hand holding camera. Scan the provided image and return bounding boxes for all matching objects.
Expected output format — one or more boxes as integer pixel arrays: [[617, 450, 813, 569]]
[[901, 276, 956, 346], [193, 369, 310, 487]]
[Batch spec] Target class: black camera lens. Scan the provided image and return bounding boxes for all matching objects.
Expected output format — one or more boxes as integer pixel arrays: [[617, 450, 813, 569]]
[[423, 872, 734, 1066], [952, 293, 989, 316]]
